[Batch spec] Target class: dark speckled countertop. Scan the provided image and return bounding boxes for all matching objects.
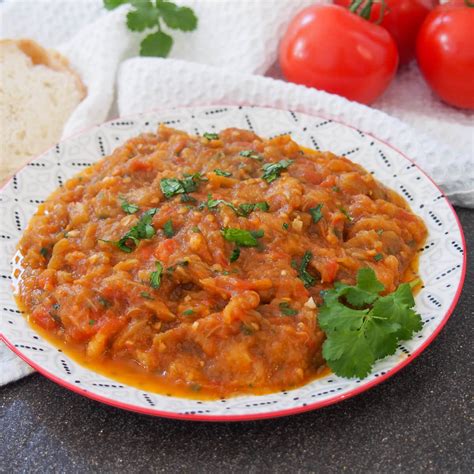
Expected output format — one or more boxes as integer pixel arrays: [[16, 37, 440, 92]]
[[1, 207, 472, 473]]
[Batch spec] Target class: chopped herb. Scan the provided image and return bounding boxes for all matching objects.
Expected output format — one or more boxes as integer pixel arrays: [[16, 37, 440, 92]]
[[230, 247, 241, 262], [190, 383, 202, 392], [236, 203, 255, 217], [282, 223, 289, 230], [241, 324, 254, 335], [163, 219, 175, 238], [98, 296, 112, 308], [140, 292, 154, 300], [377, 229, 384, 235], [52, 303, 60, 311], [101, 208, 158, 253], [63, 232, 69, 238], [332, 186, 341, 193], [279, 302, 298, 316], [89, 319, 96, 326], [318, 268, 422, 379], [160, 174, 205, 199], [214, 169, 232, 177], [120, 198, 139, 214], [150, 261, 164, 289], [180, 194, 197, 203], [191, 226, 200, 233], [239, 150, 263, 161], [203, 132, 219, 140], [250, 229, 264, 239], [339, 206, 353, 222], [309, 204, 323, 224], [40, 247, 49, 258], [183, 309, 195, 316], [374, 253, 384, 262], [295, 251, 317, 287], [261, 159, 293, 183], [255, 201, 270, 212], [221, 228, 264, 247]]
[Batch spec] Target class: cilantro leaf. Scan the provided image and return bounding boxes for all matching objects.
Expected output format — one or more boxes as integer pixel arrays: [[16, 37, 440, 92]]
[[120, 198, 140, 214], [255, 201, 270, 212], [163, 219, 175, 237], [318, 268, 422, 379], [140, 31, 173, 57], [127, 2, 158, 31], [309, 204, 323, 224], [160, 174, 203, 198], [294, 251, 316, 287], [104, 0, 129, 9], [214, 169, 232, 177], [203, 132, 219, 140], [279, 302, 298, 316], [339, 206, 352, 222], [150, 261, 163, 288], [157, 1, 198, 31], [230, 247, 240, 262], [261, 159, 293, 183], [221, 228, 263, 247], [239, 150, 263, 161]]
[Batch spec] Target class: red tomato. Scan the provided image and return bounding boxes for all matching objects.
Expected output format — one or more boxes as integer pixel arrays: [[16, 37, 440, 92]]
[[279, 5, 398, 105], [335, 0, 435, 65], [416, 2, 474, 109]]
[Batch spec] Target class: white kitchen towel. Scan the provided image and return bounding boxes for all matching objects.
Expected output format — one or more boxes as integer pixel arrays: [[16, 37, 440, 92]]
[[0, 0, 472, 386]]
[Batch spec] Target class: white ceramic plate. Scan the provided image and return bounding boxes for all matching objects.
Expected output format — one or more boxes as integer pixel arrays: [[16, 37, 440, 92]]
[[0, 106, 466, 421]]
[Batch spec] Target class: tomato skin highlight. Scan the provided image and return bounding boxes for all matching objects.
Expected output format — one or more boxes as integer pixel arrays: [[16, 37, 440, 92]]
[[335, 0, 435, 66], [416, 2, 474, 110], [279, 5, 399, 105]]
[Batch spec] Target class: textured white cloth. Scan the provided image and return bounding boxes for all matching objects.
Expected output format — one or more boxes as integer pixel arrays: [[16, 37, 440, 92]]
[[0, 0, 472, 386]]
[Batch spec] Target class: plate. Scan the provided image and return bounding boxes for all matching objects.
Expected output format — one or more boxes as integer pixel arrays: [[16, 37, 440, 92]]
[[0, 106, 466, 421]]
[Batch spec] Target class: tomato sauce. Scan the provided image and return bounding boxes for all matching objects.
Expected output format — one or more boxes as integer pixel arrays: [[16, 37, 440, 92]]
[[15, 127, 427, 398]]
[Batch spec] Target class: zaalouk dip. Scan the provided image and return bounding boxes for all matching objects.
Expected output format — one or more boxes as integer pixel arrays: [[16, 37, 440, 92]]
[[15, 126, 427, 398]]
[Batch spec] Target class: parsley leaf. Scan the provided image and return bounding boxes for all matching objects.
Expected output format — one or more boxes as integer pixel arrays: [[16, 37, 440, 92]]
[[339, 206, 353, 222], [261, 159, 293, 183], [140, 291, 155, 300], [105, 0, 197, 57], [239, 150, 263, 161], [214, 169, 232, 177], [230, 247, 241, 262], [279, 302, 298, 316], [203, 132, 219, 140], [293, 251, 316, 287], [374, 253, 383, 262], [101, 208, 157, 252], [160, 173, 204, 198], [120, 198, 139, 214], [309, 204, 323, 224], [205, 194, 269, 218], [163, 219, 175, 237], [221, 228, 264, 247], [182, 309, 195, 316], [318, 268, 422, 379], [150, 261, 164, 289]]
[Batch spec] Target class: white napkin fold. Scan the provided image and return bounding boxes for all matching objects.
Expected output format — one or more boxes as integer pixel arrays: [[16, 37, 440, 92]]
[[0, 0, 472, 386]]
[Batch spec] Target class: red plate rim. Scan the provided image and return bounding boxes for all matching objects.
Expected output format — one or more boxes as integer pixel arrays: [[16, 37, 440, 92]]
[[0, 105, 467, 422]]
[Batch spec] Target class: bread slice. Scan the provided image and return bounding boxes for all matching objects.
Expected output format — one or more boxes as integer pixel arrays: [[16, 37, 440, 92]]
[[0, 39, 86, 176]]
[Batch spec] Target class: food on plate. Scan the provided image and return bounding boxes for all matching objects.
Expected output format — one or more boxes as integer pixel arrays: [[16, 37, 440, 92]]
[[416, 0, 474, 110], [279, 4, 399, 104], [15, 126, 427, 398], [0, 39, 86, 175], [334, 0, 435, 66]]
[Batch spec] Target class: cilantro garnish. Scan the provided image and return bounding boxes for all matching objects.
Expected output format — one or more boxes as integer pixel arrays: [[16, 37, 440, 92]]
[[100, 208, 157, 252], [203, 132, 219, 140], [205, 194, 269, 218], [282, 223, 289, 230], [221, 228, 264, 247], [120, 198, 139, 214], [293, 251, 317, 287], [214, 169, 232, 177], [339, 206, 353, 222], [89, 319, 96, 326], [163, 219, 175, 237], [230, 247, 241, 262], [160, 173, 205, 199], [104, 0, 198, 58], [239, 150, 263, 161], [332, 186, 341, 193], [140, 291, 155, 300], [279, 302, 298, 316], [318, 268, 422, 379], [261, 159, 293, 183], [40, 247, 49, 259], [98, 296, 112, 308], [150, 261, 164, 289], [309, 204, 323, 224], [183, 309, 194, 316], [374, 253, 384, 262]]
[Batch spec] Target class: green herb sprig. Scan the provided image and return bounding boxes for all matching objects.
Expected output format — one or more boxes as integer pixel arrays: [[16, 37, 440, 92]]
[[104, 0, 198, 57], [319, 268, 422, 379]]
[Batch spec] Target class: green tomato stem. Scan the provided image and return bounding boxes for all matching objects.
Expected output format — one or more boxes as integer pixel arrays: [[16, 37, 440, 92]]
[[465, 0, 474, 7]]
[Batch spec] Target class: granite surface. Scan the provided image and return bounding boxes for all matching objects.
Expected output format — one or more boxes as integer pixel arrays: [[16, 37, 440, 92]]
[[1, 207, 472, 474]]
